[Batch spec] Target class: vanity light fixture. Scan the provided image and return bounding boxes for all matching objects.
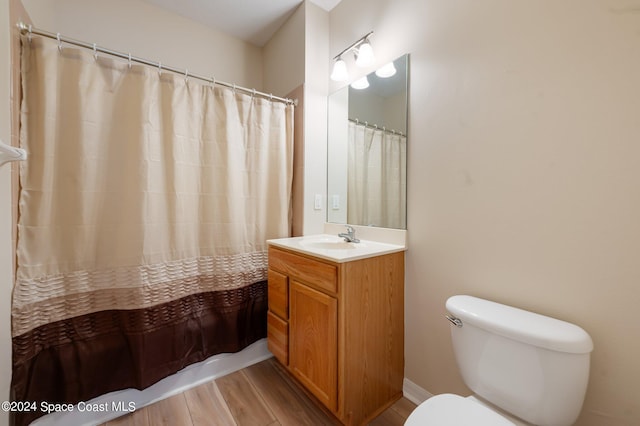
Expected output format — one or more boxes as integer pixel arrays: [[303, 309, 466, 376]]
[[355, 40, 374, 67], [375, 61, 397, 78], [331, 57, 349, 82], [350, 76, 369, 90], [330, 31, 374, 82]]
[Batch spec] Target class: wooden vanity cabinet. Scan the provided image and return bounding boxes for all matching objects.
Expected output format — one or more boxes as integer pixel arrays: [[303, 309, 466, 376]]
[[267, 245, 404, 426]]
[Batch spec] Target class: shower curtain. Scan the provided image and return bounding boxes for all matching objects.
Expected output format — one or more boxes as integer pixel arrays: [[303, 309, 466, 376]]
[[347, 121, 406, 229], [11, 37, 293, 426]]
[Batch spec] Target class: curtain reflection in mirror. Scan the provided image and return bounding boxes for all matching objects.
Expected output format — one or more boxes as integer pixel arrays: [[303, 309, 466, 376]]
[[347, 121, 406, 229]]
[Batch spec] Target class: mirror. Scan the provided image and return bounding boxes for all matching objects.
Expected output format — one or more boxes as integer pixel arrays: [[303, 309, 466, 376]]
[[327, 54, 408, 229]]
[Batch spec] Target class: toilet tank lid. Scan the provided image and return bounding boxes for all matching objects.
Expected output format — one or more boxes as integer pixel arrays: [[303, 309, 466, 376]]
[[446, 295, 594, 354]]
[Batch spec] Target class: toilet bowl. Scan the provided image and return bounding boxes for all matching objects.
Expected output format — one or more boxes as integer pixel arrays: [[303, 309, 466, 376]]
[[405, 295, 593, 426], [406, 394, 520, 425]]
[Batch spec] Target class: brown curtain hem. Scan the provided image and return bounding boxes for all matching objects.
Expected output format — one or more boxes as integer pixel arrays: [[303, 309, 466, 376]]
[[10, 280, 267, 426]]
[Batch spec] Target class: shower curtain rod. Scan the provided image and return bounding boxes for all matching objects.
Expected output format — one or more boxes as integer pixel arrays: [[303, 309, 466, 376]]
[[349, 118, 405, 136], [17, 22, 297, 106]]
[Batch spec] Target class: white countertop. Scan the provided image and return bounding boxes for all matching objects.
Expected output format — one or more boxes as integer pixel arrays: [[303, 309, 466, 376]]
[[267, 234, 406, 263]]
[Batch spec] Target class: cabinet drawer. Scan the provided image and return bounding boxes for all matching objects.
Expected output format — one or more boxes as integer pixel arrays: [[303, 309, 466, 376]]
[[268, 269, 288, 320], [269, 247, 338, 294], [267, 312, 289, 365]]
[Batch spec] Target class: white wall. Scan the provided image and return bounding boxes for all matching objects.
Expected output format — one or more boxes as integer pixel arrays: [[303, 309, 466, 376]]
[[21, 0, 263, 89], [263, 3, 305, 97], [330, 1, 640, 425], [263, 1, 329, 236], [302, 1, 329, 235], [326, 87, 348, 224], [0, 1, 13, 425]]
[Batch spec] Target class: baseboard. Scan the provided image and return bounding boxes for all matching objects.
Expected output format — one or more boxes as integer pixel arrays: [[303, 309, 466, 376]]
[[402, 378, 433, 406], [33, 338, 272, 426]]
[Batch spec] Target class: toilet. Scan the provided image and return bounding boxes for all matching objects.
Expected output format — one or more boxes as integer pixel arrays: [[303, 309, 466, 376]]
[[405, 295, 593, 426]]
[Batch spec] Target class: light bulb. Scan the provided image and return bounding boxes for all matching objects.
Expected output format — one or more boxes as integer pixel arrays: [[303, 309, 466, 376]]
[[355, 41, 374, 67], [331, 58, 349, 82], [375, 62, 396, 78], [351, 76, 369, 90]]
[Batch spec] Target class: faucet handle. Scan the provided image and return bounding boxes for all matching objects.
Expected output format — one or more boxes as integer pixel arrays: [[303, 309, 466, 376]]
[[338, 225, 360, 243]]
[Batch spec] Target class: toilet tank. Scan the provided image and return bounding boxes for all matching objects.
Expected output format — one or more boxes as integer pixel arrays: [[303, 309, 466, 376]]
[[446, 295, 593, 426]]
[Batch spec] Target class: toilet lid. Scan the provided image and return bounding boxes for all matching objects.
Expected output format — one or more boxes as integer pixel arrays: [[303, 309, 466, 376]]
[[405, 394, 516, 426]]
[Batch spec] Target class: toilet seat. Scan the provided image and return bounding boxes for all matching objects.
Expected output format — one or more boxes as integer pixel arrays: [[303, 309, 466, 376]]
[[405, 394, 516, 426]]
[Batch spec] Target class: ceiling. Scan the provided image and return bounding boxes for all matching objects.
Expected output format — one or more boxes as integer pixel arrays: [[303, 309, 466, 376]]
[[142, 0, 343, 47]]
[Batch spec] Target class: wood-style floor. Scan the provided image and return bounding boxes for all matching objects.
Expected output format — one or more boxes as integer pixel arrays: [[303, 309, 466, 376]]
[[102, 357, 416, 426]]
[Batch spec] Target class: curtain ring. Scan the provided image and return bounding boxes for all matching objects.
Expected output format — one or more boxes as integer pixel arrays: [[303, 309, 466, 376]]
[[128, 53, 132, 69], [269, 93, 273, 102], [184, 69, 189, 82], [251, 88, 256, 99], [56, 33, 62, 51], [27, 24, 32, 44], [232, 83, 236, 93], [158, 61, 162, 75], [211, 76, 216, 87], [93, 43, 98, 61]]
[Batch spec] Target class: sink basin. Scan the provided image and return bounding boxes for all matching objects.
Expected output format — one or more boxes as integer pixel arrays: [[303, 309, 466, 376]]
[[299, 239, 360, 250]]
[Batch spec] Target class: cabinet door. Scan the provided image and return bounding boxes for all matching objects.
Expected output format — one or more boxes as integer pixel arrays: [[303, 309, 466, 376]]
[[289, 280, 338, 412]]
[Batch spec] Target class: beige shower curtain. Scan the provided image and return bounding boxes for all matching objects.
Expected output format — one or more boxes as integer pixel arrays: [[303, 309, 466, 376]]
[[12, 36, 293, 426], [347, 121, 406, 229]]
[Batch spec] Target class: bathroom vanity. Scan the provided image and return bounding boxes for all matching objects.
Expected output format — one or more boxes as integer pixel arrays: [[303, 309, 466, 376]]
[[266, 234, 405, 425]]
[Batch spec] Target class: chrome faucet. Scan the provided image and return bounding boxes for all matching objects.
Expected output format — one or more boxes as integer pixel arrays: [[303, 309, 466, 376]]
[[338, 225, 360, 243]]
